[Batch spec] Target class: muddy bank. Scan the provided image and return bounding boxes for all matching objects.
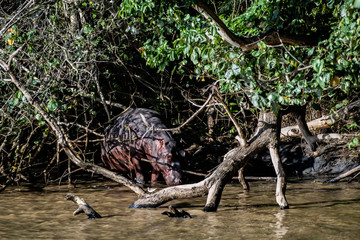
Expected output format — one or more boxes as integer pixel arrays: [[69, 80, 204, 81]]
[[243, 137, 360, 179], [182, 136, 359, 184]]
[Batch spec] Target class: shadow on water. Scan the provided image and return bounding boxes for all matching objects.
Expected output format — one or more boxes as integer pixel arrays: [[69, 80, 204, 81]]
[[290, 198, 360, 209], [220, 198, 360, 212]]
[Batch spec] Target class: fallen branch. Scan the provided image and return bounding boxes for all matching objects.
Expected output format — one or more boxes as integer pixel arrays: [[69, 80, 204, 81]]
[[65, 193, 102, 219], [327, 165, 360, 183], [280, 100, 360, 139]]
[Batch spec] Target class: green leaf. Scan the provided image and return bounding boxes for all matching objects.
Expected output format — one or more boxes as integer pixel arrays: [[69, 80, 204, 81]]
[[355, 0, 360, 8], [258, 41, 266, 50], [312, 59, 324, 73], [47, 99, 58, 112], [229, 52, 239, 59], [225, 69, 233, 80], [267, 93, 279, 103], [307, 48, 315, 56], [35, 114, 42, 120], [190, 47, 199, 64], [15, 90, 23, 99], [232, 64, 241, 76]]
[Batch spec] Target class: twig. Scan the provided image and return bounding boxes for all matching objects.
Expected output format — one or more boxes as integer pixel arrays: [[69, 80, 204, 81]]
[[58, 122, 103, 137], [348, 171, 360, 182], [0, 0, 35, 37], [213, 93, 247, 147], [94, 68, 111, 121], [139, 93, 214, 133], [7, 44, 25, 69], [277, 32, 305, 66], [55, 167, 83, 184], [327, 165, 360, 183]]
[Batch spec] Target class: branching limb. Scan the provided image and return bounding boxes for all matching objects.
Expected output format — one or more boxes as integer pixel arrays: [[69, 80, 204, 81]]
[[281, 100, 360, 139], [193, 1, 318, 51], [94, 70, 111, 121], [0, 0, 36, 37], [328, 165, 360, 183]]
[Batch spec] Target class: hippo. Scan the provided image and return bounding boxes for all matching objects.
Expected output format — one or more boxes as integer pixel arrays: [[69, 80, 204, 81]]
[[101, 108, 183, 186]]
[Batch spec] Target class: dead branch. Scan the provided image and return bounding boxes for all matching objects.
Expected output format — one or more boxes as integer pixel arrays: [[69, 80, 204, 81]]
[[0, 0, 35, 37], [58, 122, 104, 137], [139, 93, 214, 133], [94, 71, 111, 121], [213, 93, 247, 147], [131, 111, 277, 211], [280, 100, 360, 139], [328, 165, 360, 183], [65, 193, 102, 219]]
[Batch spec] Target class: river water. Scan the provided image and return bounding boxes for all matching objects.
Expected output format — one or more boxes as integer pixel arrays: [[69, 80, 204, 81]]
[[0, 179, 359, 240]]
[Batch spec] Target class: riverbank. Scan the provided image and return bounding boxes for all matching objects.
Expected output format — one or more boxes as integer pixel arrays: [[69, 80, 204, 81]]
[[244, 136, 360, 181]]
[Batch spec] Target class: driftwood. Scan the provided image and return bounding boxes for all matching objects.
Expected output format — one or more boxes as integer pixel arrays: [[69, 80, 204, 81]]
[[65, 193, 102, 219]]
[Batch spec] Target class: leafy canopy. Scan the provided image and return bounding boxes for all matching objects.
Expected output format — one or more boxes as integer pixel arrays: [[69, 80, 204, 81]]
[[119, 0, 360, 112]]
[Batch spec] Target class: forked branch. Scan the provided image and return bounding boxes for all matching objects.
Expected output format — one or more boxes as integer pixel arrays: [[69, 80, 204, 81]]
[[193, 1, 318, 51]]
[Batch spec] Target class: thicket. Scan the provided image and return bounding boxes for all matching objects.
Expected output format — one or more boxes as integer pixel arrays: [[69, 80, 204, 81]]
[[0, 0, 360, 189]]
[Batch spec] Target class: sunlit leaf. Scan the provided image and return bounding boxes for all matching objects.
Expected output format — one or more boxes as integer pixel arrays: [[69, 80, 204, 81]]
[[47, 99, 58, 112]]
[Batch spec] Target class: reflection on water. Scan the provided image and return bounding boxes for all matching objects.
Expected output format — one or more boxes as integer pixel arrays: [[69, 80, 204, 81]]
[[1, 180, 360, 240], [270, 211, 288, 239]]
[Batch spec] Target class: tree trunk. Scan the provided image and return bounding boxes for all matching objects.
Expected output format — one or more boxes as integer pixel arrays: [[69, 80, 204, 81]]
[[269, 146, 289, 209], [237, 167, 249, 191]]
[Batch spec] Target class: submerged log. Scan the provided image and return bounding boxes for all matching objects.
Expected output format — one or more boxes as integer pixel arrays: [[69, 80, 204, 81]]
[[65, 193, 102, 219]]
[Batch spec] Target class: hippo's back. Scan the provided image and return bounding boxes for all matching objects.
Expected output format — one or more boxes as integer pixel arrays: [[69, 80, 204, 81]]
[[106, 108, 169, 140]]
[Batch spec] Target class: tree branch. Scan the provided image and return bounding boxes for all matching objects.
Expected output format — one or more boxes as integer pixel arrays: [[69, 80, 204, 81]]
[[0, 0, 36, 38], [193, 1, 318, 51], [281, 100, 360, 139], [213, 93, 247, 147], [139, 93, 214, 133]]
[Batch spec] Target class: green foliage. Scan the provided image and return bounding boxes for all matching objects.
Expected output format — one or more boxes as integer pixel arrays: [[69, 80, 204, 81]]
[[348, 136, 360, 148], [120, 0, 359, 111], [1, 0, 360, 185], [0, 0, 148, 184]]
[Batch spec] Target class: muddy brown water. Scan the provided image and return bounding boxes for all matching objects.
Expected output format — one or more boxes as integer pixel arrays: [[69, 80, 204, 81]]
[[1, 179, 360, 240]]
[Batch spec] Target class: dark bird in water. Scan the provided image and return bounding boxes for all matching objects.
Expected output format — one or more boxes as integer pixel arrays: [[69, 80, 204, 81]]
[[161, 205, 192, 218]]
